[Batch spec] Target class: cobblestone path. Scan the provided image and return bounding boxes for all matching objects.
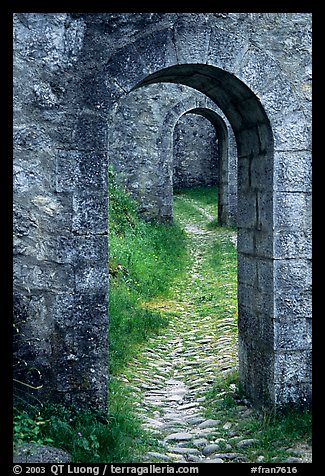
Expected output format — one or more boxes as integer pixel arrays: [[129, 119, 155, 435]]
[[116, 194, 311, 464]]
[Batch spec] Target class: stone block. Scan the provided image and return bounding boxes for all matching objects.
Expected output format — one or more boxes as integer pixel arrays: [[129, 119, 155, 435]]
[[274, 192, 311, 231], [207, 26, 249, 73], [28, 193, 73, 234], [51, 293, 76, 329], [236, 127, 261, 157], [274, 229, 312, 259], [274, 259, 311, 293], [14, 123, 52, 151], [256, 258, 273, 292], [56, 150, 80, 192], [236, 97, 268, 128], [257, 191, 273, 231], [174, 21, 211, 64], [274, 351, 309, 383], [237, 156, 250, 192], [79, 71, 113, 112], [238, 282, 274, 317], [75, 264, 108, 293], [50, 290, 108, 407], [239, 308, 274, 347], [237, 228, 255, 255], [238, 336, 275, 407], [274, 318, 311, 351], [14, 260, 75, 292], [78, 151, 108, 190], [75, 112, 108, 151], [72, 191, 108, 233], [14, 149, 57, 194], [272, 109, 311, 151], [133, 28, 178, 73], [106, 47, 148, 92], [274, 291, 312, 320], [55, 235, 76, 264], [237, 46, 283, 98], [74, 292, 108, 326], [55, 234, 108, 265], [250, 152, 273, 192], [237, 254, 257, 286], [236, 190, 257, 229], [76, 235, 108, 263], [274, 151, 312, 192], [254, 229, 274, 259], [237, 304, 259, 336], [14, 13, 84, 70], [274, 382, 312, 407]]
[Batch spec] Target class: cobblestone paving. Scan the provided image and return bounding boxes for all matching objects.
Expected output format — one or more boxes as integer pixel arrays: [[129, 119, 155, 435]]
[[117, 195, 312, 464]]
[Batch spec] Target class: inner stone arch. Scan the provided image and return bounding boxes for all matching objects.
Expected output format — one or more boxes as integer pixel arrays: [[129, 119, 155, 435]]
[[131, 63, 279, 408], [108, 82, 237, 226], [169, 106, 238, 227]]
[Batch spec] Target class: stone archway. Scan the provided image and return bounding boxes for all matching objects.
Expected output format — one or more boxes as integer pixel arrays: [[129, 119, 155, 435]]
[[14, 14, 311, 410], [131, 64, 276, 408], [109, 59, 311, 407], [109, 83, 237, 226], [172, 113, 219, 189], [158, 100, 237, 227]]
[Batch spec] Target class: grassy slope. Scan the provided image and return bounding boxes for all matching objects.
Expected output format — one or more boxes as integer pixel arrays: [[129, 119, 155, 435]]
[[13, 183, 312, 463]]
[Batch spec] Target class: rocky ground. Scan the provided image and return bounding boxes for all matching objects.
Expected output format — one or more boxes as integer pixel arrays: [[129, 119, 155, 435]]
[[117, 194, 312, 464], [13, 192, 312, 464]]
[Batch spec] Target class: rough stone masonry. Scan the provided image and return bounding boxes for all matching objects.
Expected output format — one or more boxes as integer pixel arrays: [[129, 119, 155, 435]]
[[13, 13, 312, 410]]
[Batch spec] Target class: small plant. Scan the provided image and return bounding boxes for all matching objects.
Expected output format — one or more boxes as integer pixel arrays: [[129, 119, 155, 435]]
[[13, 308, 44, 409], [13, 410, 54, 447]]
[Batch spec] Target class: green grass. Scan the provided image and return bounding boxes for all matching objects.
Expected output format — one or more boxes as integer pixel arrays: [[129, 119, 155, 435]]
[[174, 184, 218, 207], [13, 390, 159, 463], [108, 168, 189, 374], [204, 370, 312, 462]]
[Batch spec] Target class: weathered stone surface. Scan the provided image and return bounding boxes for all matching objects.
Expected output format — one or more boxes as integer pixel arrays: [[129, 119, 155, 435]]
[[13, 444, 71, 463], [173, 114, 218, 189], [202, 444, 222, 456], [236, 439, 259, 449], [198, 419, 222, 429], [13, 12, 312, 411], [165, 432, 193, 442], [168, 447, 200, 455]]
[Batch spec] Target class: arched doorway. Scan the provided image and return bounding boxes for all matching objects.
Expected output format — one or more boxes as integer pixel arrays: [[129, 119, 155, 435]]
[[128, 63, 295, 408], [172, 112, 219, 190], [14, 15, 311, 410], [171, 107, 237, 227]]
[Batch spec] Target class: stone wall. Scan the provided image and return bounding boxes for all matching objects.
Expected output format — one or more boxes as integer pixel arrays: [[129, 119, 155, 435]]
[[13, 13, 109, 407], [173, 113, 218, 189], [108, 82, 237, 224], [13, 12, 312, 409]]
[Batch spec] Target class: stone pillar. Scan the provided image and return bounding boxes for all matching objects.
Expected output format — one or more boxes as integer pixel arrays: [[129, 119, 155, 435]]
[[271, 150, 312, 406], [13, 13, 109, 409]]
